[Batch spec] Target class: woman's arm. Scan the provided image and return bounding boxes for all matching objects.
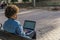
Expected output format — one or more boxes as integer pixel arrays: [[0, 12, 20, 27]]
[[16, 25, 25, 36], [15, 21, 25, 36], [15, 21, 31, 39]]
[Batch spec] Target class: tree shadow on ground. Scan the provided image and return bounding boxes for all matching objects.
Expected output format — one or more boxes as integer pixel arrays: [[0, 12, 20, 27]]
[[37, 25, 56, 38]]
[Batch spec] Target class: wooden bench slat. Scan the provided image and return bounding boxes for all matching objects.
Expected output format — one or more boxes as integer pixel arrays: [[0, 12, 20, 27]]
[[0, 31, 32, 40]]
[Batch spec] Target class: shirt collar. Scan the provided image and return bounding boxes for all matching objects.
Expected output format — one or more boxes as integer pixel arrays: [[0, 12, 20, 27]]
[[8, 18, 15, 20]]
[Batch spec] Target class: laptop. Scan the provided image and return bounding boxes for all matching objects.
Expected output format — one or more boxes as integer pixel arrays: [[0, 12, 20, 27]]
[[23, 20, 36, 33]]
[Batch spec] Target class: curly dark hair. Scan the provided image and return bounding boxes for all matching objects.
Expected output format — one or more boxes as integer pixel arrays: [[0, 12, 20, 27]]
[[5, 5, 19, 18]]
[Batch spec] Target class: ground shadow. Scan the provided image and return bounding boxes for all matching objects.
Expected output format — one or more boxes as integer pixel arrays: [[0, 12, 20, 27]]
[[37, 25, 56, 38]]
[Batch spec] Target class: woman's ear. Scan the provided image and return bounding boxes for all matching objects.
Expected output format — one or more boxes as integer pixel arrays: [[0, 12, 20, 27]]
[[11, 14, 17, 19], [14, 14, 17, 19]]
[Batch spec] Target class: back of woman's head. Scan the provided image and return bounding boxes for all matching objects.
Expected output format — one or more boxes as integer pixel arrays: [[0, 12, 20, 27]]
[[5, 5, 19, 18]]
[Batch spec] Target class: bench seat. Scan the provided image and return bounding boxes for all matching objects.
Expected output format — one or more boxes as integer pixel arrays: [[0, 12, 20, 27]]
[[0, 30, 32, 40]]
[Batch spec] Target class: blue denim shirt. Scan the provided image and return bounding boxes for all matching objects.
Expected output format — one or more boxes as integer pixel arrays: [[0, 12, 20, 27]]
[[3, 18, 30, 38]]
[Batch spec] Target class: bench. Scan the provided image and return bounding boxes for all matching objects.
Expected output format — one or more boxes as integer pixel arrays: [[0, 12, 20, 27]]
[[0, 30, 33, 40]]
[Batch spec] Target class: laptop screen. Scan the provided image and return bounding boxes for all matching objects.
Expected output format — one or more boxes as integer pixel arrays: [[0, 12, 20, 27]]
[[23, 20, 36, 30]]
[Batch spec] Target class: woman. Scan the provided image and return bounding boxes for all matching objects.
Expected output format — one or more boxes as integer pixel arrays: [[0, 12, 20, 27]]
[[3, 5, 31, 39]]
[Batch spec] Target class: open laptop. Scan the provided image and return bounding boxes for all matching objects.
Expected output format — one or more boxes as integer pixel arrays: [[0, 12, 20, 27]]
[[23, 20, 36, 33]]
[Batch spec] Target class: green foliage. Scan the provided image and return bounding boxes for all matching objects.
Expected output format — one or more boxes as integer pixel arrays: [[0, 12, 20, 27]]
[[11, 0, 18, 2], [0, 0, 3, 2], [23, 0, 29, 2], [47, 2, 60, 5]]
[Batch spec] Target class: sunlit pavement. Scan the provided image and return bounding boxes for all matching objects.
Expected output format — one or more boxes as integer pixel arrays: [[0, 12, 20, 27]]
[[37, 18, 60, 40], [0, 9, 60, 40]]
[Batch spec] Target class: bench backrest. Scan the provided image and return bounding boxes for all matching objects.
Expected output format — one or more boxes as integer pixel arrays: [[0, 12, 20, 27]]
[[0, 30, 32, 40]]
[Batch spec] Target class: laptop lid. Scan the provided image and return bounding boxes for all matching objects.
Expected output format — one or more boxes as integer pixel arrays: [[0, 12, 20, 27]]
[[23, 20, 36, 30]]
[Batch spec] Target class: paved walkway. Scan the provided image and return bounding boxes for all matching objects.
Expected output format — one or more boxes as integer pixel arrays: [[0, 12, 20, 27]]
[[0, 8, 37, 14], [0, 9, 60, 40], [37, 27, 60, 40], [37, 18, 60, 40]]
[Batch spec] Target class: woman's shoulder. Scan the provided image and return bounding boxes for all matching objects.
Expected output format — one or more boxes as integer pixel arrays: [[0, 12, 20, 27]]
[[4, 19, 21, 26], [14, 20, 21, 24]]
